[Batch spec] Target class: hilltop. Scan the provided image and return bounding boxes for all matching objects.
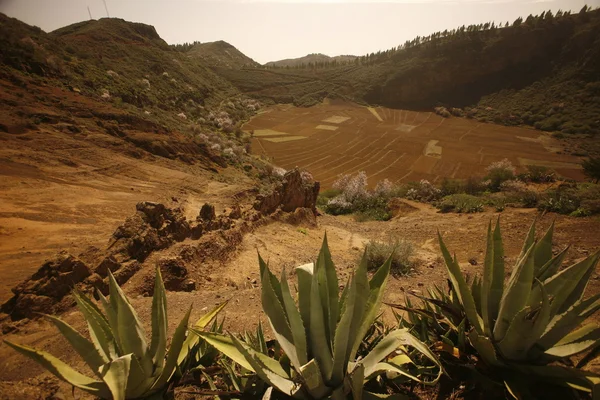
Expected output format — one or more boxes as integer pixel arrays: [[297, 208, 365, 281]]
[[265, 53, 357, 68], [184, 40, 260, 69]]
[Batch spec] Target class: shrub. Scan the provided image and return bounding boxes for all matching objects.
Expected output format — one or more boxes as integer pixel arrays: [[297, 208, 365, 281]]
[[522, 165, 556, 183], [325, 172, 393, 220], [440, 177, 465, 196], [405, 179, 441, 202], [582, 156, 600, 183], [485, 158, 516, 191], [362, 238, 414, 275], [316, 188, 342, 208], [437, 194, 484, 213], [537, 188, 580, 214], [499, 180, 539, 208]]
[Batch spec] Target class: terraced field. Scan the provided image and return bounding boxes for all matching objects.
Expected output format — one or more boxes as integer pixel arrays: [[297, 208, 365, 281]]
[[244, 101, 585, 188]]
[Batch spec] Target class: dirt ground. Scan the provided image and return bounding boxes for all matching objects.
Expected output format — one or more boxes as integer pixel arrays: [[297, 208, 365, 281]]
[[245, 101, 585, 188], [1, 195, 600, 398]]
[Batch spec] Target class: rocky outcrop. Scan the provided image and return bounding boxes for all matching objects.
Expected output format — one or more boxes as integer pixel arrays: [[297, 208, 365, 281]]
[[1, 176, 321, 322], [1, 252, 90, 319], [254, 169, 320, 215]]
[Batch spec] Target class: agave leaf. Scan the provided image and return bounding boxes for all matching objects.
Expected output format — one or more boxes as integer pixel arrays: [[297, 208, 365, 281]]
[[471, 275, 482, 317], [73, 290, 118, 360], [351, 252, 393, 362], [4, 340, 110, 398], [257, 319, 268, 355], [299, 359, 331, 399], [178, 301, 228, 365], [497, 281, 551, 361], [489, 221, 504, 332], [537, 293, 600, 352], [259, 253, 284, 310], [493, 242, 535, 342], [346, 250, 371, 363], [558, 254, 598, 315], [280, 267, 309, 367], [469, 330, 501, 367], [533, 221, 554, 275], [150, 268, 168, 371], [108, 272, 153, 376], [151, 306, 192, 391], [193, 330, 254, 371], [296, 262, 314, 351], [504, 372, 533, 400], [194, 330, 290, 378], [309, 263, 334, 383], [331, 269, 358, 386], [126, 351, 155, 398], [361, 329, 442, 383], [349, 363, 365, 400], [518, 220, 536, 263], [535, 252, 600, 317], [229, 335, 302, 398], [545, 324, 600, 358], [100, 353, 132, 400], [320, 234, 340, 343], [43, 314, 107, 376], [261, 265, 301, 369], [438, 233, 483, 334], [536, 247, 569, 282], [315, 250, 333, 343]]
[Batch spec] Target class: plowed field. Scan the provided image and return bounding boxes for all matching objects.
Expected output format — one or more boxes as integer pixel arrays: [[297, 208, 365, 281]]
[[244, 102, 584, 188]]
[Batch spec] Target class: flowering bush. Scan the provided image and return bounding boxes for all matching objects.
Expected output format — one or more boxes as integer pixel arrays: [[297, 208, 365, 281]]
[[405, 180, 441, 202], [325, 172, 394, 220], [486, 158, 516, 191]]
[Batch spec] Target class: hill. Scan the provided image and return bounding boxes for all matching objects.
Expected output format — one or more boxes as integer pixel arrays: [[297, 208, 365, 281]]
[[265, 53, 357, 68], [218, 8, 600, 138], [185, 40, 260, 69]]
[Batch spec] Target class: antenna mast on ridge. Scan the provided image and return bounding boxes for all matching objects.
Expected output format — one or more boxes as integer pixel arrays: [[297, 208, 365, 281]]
[[102, 0, 110, 17], [87, 6, 93, 20]]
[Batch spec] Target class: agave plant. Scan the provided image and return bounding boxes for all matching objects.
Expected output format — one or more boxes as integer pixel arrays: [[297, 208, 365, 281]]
[[406, 220, 600, 397], [5, 269, 224, 400], [194, 235, 442, 399]]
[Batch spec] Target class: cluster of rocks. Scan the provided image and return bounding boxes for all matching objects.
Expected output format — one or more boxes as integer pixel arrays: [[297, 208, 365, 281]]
[[1, 168, 319, 322]]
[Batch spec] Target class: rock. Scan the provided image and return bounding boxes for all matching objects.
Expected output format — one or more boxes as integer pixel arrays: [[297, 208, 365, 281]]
[[229, 204, 242, 219], [468, 258, 478, 266], [254, 169, 320, 215], [1, 252, 91, 320], [158, 257, 192, 292], [199, 203, 216, 222]]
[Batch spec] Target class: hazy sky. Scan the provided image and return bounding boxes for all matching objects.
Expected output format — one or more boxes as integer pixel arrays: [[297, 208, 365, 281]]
[[1, 0, 597, 64]]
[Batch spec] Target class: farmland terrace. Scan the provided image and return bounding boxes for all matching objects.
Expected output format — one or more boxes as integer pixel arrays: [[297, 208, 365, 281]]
[[244, 101, 583, 188]]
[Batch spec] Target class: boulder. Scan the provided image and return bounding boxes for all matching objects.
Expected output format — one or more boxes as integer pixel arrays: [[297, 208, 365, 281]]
[[1, 252, 90, 320], [254, 169, 320, 215]]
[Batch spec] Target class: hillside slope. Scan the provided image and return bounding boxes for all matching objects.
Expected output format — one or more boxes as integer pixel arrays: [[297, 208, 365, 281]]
[[218, 9, 600, 136]]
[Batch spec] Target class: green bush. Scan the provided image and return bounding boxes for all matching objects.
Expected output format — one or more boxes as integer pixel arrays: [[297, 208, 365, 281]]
[[437, 194, 484, 213], [361, 238, 414, 275]]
